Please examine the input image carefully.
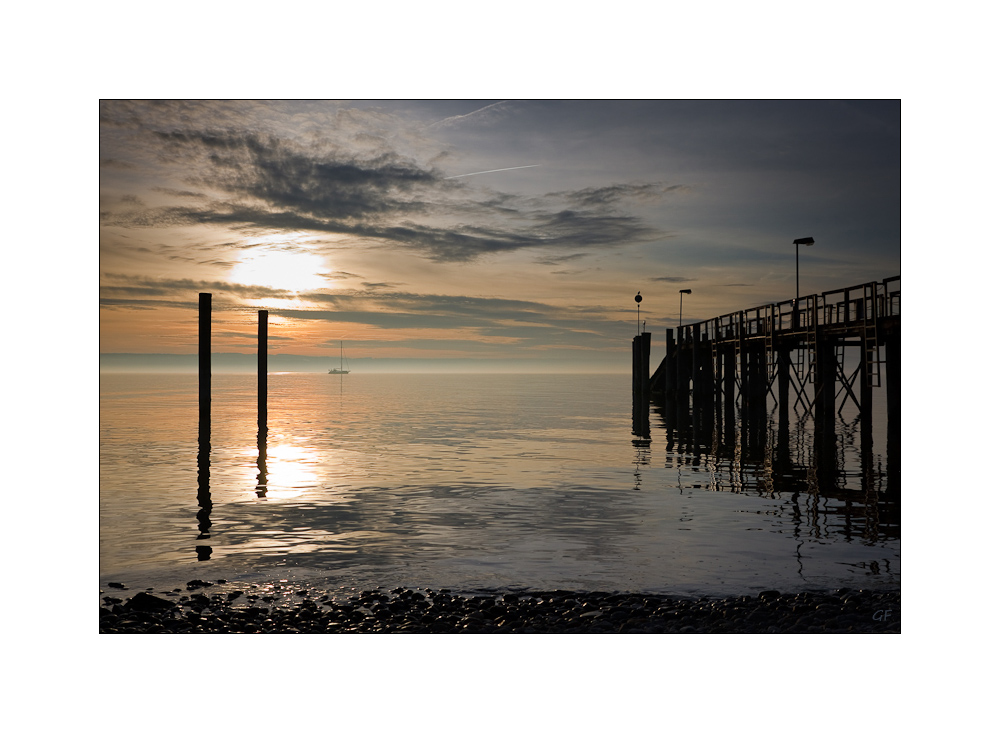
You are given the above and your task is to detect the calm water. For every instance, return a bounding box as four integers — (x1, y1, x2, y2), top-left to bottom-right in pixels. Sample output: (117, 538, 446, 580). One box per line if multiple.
(99, 372, 900, 598)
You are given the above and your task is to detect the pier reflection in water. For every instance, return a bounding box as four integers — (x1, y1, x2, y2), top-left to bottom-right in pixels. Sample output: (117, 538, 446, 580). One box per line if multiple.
(635, 386, 899, 548)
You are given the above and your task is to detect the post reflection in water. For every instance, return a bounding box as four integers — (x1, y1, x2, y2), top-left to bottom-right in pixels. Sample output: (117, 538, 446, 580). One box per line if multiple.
(256, 426, 268, 498)
(631, 389, 651, 490)
(196, 418, 212, 561)
(643, 393, 899, 546)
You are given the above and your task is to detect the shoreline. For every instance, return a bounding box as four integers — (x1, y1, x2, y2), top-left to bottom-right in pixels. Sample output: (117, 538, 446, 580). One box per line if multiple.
(100, 581, 900, 633)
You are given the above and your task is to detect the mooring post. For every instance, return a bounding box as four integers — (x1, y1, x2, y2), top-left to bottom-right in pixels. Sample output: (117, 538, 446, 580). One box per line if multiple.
(199, 293, 211, 429)
(258, 310, 268, 433)
(632, 333, 650, 396)
(197, 292, 212, 556)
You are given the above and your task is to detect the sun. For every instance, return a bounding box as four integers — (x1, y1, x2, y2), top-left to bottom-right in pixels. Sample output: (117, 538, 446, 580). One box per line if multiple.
(230, 248, 328, 293)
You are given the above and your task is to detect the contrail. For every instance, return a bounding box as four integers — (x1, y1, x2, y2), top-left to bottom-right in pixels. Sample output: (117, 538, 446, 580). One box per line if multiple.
(445, 164, 539, 179)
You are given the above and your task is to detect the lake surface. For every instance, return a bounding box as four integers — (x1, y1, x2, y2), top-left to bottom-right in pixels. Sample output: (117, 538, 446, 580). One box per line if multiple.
(99, 372, 900, 599)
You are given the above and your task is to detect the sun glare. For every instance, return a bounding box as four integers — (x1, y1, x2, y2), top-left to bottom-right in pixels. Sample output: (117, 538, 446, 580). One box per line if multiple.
(230, 248, 328, 293)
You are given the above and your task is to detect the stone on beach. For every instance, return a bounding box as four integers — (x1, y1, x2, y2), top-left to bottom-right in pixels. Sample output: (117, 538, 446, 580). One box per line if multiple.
(100, 585, 901, 634)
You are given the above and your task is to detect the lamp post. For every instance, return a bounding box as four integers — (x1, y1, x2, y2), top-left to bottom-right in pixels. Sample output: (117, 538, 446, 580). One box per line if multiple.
(635, 292, 642, 336)
(793, 237, 814, 330)
(678, 288, 691, 343)
(793, 237, 815, 301)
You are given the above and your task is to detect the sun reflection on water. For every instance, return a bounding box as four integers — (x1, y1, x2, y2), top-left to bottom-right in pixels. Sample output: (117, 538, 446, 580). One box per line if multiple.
(243, 439, 320, 501)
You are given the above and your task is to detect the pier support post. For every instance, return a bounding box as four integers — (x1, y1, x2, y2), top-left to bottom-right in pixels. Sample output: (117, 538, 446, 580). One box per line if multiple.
(692, 324, 712, 405)
(813, 336, 838, 476)
(665, 328, 676, 399)
(676, 327, 691, 409)
(722, 344, 736, 441)
(743, 342, 767, 454)
(777, 346, 791, 443)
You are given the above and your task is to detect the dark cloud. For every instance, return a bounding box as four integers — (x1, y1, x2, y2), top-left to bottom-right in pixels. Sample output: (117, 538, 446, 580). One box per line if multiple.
(100, 158, 136, 169)
(103, 125, 671, 262)
(152, 187, 208, 199)
(534, 252, 590, 266)
(650, 276, 695, 283)
(100, 273, 294, 301)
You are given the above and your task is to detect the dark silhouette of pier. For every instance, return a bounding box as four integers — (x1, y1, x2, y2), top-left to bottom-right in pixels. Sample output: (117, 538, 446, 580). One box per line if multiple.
(633, 277, 901, 483)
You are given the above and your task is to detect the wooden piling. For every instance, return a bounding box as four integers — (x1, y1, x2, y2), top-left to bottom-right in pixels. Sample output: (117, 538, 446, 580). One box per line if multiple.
(197, 294, 212, 543)
(665, 328, 676, 397)
(632, 332, 651, 396)
(776, 347, 791, 422)
(258, 310, 268, 432)
(722, 344, 737, 438)
(676, 326, 691, 407)
(199, 293, 211, 429)
(813, 337, 837, 431)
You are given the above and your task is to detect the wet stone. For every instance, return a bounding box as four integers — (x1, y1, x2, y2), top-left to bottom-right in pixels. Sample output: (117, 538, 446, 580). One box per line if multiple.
(100, 587, 900, 635)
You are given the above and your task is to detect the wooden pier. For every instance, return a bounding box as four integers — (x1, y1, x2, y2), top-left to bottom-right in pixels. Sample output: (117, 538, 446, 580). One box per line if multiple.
(640, 276, 901, 479)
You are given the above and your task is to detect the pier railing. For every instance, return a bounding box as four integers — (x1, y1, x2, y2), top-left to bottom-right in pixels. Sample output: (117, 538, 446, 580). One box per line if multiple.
(678, 276, 900, 346)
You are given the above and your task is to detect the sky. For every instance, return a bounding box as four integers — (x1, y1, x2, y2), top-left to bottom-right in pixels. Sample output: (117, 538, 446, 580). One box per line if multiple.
(100, 100, 900, 372)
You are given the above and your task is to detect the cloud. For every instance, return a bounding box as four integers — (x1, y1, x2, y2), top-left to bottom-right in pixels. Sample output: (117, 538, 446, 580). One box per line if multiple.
(102, 118, 674, 263)
(152, 187, 208, 199)
(100, 272, 295, 302)
(649, 276, 695, 283)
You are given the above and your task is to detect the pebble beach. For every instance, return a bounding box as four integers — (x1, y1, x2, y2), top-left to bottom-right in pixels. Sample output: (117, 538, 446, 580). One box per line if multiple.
(100, 580, 901, 633)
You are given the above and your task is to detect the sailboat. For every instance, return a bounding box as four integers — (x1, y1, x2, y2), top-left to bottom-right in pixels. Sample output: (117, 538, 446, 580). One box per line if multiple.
(328, 341, 350, 374)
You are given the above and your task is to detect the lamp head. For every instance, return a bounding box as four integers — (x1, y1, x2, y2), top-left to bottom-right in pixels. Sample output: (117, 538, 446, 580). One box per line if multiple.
(793, 237, 815, 246)
(679, 289, 692, 294)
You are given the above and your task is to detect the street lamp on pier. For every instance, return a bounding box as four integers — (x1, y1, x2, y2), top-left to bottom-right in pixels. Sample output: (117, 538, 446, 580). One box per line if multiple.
(794, 237, 815, 301)
(678, 289, 692, 339)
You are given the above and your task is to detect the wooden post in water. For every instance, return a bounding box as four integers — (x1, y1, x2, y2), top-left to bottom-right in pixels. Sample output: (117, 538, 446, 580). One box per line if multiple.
(632, 332, 651, 396)
(676, 326, 691, 408)
(743, 342, 767, 454)
(722, 343, 736, 438)
(258, 310, 268, 433)
(197, 292, 212, 553)
(665, 328, 676, 398)
(199, 293, 211, 429)
(813, 336, 838, 476)
(777, 346, 791, 443)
